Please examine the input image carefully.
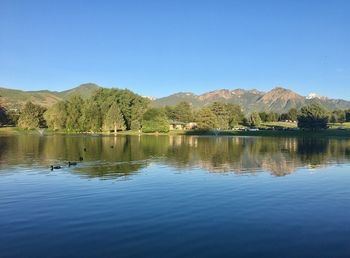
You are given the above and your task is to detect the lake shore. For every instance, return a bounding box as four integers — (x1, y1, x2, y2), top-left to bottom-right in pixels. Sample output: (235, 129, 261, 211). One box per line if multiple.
(2, 127, 350, 138)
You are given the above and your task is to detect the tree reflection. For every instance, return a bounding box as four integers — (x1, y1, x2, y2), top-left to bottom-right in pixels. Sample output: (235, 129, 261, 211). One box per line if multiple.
(0, 135, 350, 178)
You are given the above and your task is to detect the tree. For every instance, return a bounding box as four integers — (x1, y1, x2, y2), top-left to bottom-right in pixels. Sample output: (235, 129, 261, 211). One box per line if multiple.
(247, 112, 262, 127)
(287, 108, 298, 122)
(330, 110, 346, 124)
(173, 102, 193, 123)
(65, 96, 84, 131)
(165, 106, 176, 121)
(6, 109, 20, 126)
(346, 109, 350, 122)
(17, 102, 46, 129)
(80, 100, 102, 132)
(103, 103, 125, 132)
(259, 112, 268, 122)
(226, 103, 244, 127)
(209, 102, 229, 129)
(267, 112, 278, 122)
(0, 106, 7, 126)
(91, 88, 149, 130)
(297, 104, 328, 130)
(44, 102, 67, 130)
(195, 108, 219, 130)
(142, 108, 169, 133)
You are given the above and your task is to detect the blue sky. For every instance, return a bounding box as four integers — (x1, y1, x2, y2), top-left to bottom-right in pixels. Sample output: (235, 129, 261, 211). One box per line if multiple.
(0, 0, 349, 99)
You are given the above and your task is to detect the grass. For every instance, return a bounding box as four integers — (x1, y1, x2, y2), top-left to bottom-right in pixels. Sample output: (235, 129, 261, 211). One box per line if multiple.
(261, 121, 297, 129)
(328, 122, 350, 129)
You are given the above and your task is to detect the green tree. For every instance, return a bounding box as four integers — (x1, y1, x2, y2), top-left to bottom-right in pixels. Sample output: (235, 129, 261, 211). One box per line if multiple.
(0, 106, 7, 126)
(6, 109, 20, 126)
(195, 108, 219, 130)
(103, 102, 125, 132)
(331, 110, 346, 124)
(209, 102, 229, 129)
(17, 102, 46, 129)
(266, 112, 278, 122)
(165, 106, 176, 121)
(345, 109, 350, 122)
(287, 108, 298, 122)
(80, 100, 102, 132)
(44, 102, 67, 130)
(65, 96, 84, 131)
(142, 108, 169, 133)
(259, 112, 268, 122)
(173, 102, 193, 123)
(247, 112, 262, 127)
(91, 88, 149, 130)
(226, 103, 244, 127)
(297, 104, 328, 130)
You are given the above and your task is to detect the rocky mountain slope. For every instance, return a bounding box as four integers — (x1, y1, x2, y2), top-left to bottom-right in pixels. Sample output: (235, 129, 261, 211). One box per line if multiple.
(152, 87, 350, 113)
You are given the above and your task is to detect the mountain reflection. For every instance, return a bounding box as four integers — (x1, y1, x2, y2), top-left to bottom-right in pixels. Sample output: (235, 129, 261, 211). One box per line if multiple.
(0, 135, 350, 178)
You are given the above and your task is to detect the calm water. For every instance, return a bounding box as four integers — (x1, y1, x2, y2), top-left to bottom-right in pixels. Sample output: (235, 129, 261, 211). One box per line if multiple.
(1, 134, 350, 257)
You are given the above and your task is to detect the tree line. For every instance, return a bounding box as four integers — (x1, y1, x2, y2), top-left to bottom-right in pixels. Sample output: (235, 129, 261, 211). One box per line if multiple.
(1, 89, 350, 132)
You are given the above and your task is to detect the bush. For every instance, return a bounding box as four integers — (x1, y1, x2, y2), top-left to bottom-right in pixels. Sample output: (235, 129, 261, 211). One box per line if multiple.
(297, 104, 328, 130)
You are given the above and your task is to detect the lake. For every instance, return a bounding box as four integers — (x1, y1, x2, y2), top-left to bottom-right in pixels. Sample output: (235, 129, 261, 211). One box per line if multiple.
(1, 134, 350, 257)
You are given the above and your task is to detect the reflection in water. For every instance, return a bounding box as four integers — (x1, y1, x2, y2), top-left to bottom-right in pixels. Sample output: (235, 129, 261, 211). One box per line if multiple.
(0, 134, 350, 177)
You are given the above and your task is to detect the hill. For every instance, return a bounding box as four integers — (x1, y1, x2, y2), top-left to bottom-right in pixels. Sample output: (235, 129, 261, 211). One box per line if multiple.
(1, 83, 350, 113)
(0, 83, 101, 109)
(152, 87, 350, 113)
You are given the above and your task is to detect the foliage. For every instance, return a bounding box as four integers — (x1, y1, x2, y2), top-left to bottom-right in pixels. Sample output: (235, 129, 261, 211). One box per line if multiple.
(44, 102, 67, 130)
(165, 102, 193, 123)
(209, 102, 243, 129)
(17, 102, 46, 129)
(329, 110, 346, 124)
(79, 100, 102, 132)
(103, 102, 126, 132)
(0, 106, 8, 125)
(287, 108, 298, 122)
(5, 109, 19, 125)
(65, 95, 84, 131)
(142, 108, 169, 133)
(297, 104, 329, 130)
(44, 88, 148, 132)
(259, 112, 278, 122)
(195, 108, 219, 130)
(247, 112, 262, 127)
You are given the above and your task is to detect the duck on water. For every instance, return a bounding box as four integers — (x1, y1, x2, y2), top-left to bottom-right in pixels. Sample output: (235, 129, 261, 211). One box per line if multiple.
(51, 161, 79, 171)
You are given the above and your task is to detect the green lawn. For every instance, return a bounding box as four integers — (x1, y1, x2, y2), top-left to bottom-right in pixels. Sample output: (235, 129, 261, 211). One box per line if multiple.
(328, 122, 350, 129)
(261, 122, 298, 129)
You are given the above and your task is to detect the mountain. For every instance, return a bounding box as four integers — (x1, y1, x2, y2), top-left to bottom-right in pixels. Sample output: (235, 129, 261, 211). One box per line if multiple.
(1, 83, 350, 113)
(0, 83, 101, 109)
(152, 87, 350, 113)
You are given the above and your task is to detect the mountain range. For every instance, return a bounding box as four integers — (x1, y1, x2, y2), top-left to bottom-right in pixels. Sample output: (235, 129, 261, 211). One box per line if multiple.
(1, 83, 350, 113)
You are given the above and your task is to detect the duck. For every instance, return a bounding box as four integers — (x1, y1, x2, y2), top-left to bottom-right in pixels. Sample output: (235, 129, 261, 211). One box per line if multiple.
(68, 161, 77, 166)
(50, 165, 62, 171)
(79, 156, 84, 161)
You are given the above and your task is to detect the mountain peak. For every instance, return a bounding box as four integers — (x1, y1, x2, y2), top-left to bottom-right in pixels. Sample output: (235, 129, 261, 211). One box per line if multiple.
(269, 86, 293, 93)
(261, 87, 303, 104)
(306, 92, 328, 100)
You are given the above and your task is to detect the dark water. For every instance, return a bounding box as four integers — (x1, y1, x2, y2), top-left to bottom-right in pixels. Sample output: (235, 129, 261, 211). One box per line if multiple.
(1, 134, 350, 257)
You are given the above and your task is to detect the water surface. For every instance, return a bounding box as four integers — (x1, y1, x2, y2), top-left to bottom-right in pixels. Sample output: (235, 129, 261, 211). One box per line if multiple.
(1, 135, 350, 257)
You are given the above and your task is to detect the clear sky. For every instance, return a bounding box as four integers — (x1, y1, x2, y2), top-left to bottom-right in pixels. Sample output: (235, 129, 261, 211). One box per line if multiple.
(1, 0, 349, 99)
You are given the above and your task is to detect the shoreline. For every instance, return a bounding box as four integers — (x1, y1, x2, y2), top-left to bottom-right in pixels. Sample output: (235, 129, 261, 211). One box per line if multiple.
(1, 127, 350, 138)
